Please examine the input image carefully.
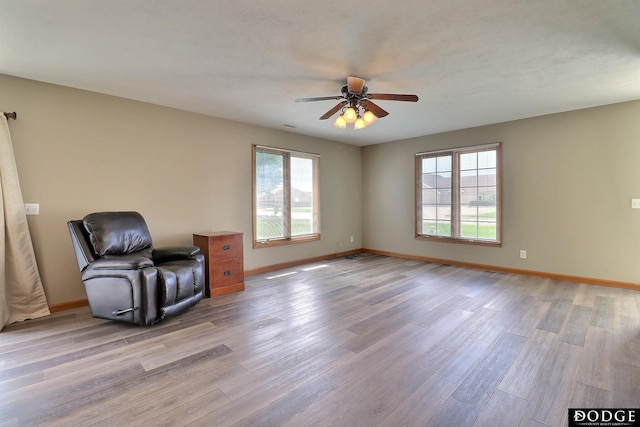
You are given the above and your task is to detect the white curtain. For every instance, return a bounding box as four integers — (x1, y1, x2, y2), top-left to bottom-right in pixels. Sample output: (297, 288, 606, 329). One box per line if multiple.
(0, 115, 49, 331)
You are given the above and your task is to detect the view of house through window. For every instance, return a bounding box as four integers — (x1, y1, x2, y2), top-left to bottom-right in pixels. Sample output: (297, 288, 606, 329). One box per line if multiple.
(253, 145, 320, 247)
(416, 143, 501, 245)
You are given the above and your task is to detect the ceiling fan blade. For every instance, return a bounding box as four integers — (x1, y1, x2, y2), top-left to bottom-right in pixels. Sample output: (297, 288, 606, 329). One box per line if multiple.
(362, 100, 389, 118)
(295, 96, 344, 102)
(319, 101, 348, 120)
(347, 77, 365, 94)
(368, 93, 419, 102)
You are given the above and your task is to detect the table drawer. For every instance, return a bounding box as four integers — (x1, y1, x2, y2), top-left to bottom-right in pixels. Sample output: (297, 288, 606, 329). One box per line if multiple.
(209, 234, 243, 260)
(211, 258, 244, 287)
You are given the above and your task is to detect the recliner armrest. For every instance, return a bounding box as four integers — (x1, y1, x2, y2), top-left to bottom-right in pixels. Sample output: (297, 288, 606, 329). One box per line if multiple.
(153, 246, 201, 263)
(89, 255, 155, 270)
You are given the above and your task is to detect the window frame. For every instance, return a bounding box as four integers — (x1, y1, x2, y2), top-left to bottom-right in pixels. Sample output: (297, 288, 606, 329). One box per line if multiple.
(415, 143, 502, 246)
(252, 144, 321, 248)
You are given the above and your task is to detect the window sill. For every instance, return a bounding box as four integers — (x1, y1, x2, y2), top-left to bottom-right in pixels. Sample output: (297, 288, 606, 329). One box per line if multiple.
(253, 234, 321, 249)
(416, 234, 502, 247)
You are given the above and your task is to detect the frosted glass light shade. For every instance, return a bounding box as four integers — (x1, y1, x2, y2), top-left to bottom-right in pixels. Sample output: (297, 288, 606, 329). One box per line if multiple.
(333, 115, 347, 129)
(354, 117, 366, 130)
(363, 110, 377, 124)
(343, 107, 357, 123)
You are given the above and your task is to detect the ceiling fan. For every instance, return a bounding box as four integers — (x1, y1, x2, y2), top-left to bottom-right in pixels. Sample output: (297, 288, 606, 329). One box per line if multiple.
(295, 76, 419, 129)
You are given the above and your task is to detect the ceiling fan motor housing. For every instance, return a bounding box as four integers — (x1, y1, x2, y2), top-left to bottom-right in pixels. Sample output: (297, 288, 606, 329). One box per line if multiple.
(341, 85, 368, 98)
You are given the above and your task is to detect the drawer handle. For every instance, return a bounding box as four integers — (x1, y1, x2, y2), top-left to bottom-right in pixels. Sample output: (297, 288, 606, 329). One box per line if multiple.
(224, 270, 232, 276)
(223, 245, 231, 250)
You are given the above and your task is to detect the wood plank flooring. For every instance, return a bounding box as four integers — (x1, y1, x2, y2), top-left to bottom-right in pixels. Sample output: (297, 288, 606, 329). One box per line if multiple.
(1, 254, 639, 426)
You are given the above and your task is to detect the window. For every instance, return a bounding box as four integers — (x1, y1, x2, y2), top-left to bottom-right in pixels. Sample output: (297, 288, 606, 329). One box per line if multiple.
(415, 143, 501, 245)
(253, 145, 320, 248)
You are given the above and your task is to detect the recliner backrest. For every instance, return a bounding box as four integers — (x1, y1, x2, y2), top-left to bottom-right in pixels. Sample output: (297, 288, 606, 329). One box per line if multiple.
(83, 211, 154, 258)
(68, 220, 97, 272)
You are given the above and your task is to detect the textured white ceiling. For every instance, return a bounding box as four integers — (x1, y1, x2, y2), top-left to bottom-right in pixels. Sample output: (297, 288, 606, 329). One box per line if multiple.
(1, 1, 639, 146)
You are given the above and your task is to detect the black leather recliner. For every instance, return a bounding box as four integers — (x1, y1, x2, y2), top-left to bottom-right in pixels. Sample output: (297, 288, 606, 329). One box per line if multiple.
(68, 211, 204, 325)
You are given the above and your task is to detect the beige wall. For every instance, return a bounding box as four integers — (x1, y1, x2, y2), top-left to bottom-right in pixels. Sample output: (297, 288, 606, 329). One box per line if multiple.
(362, 100, 640, 284)
(3, 73, 639, 307)
(1, 74, 362, 305)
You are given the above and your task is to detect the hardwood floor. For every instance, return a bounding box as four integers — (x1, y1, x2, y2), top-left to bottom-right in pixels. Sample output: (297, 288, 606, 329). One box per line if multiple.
(1, 254, 639, 426)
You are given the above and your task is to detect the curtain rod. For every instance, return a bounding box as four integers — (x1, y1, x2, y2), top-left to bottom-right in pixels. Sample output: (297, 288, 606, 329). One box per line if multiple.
(3, 112, 17, 120)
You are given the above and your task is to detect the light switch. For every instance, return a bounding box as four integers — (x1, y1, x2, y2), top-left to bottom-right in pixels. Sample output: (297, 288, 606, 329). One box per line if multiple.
(632, 199, 640, 209)
(24, 203, 39, 215)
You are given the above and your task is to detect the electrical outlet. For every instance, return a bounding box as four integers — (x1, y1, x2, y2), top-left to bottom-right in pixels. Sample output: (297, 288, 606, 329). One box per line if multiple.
(632, 199, 640, 209)
(24, 203, 39, 215)
(520, 250, 527, 259)
(350, 236, 354, 243)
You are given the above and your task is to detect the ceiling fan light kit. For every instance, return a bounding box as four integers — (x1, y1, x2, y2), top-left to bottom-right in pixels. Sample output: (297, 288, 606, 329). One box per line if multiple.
(296, 76, 418, 130)
(333, 104, 376, 130)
